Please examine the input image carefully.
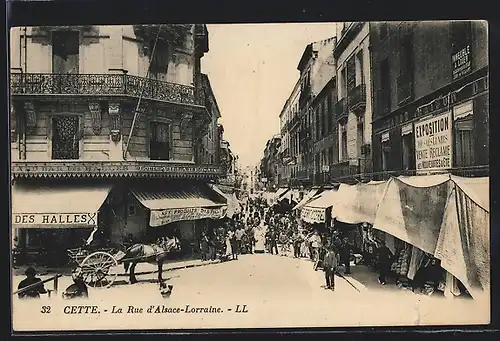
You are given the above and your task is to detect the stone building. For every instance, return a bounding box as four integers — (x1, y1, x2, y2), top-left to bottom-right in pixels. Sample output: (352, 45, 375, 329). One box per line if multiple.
(10, 24, 227, 266)
(369, 21, 488, 178)
(260, 135, 281, 191)
(295, 37, 337, 187)
(332, 22, 373, 182)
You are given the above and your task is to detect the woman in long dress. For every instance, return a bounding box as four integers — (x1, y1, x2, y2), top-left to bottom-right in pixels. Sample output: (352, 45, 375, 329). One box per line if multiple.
(225, 231, 233, 258)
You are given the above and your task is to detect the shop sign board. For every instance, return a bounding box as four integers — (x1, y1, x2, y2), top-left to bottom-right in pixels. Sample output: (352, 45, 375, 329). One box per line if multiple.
(12, 212, 97, 228)
(414, 111, 453, 174)
(150, 206, 227, 227)
(300, 206, 326, 224)
(452, 44, 472, 80)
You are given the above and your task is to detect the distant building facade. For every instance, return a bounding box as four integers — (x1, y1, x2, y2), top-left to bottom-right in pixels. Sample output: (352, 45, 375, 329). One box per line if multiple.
(332, 22, 373, 183)
(260, 135, 281, 190)
(295, 37, 337, 187)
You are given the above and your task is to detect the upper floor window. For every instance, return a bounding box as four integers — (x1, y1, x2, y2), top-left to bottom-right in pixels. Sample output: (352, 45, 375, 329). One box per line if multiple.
(150, 121, 171, 160)
(451, 21, 472, 52)
(52, 115, 79, 160)
(52, 31, 79, 74)
(347, 56, 356, 93)
(399, 31, 414, 77)
(149, 40, 169, 78)
(379, 23, 388, 40)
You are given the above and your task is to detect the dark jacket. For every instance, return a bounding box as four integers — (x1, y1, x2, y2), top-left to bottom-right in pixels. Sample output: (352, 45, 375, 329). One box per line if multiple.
(18, 277, 47, 299)
(377, 245, 394, 264)
(323, 249, 339, 271)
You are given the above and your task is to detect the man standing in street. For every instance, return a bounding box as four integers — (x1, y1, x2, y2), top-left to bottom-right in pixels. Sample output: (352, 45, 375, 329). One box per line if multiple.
(269, 228, 279, 255)
(322, 241, 339, 291)
(235, 226, 245, 256)
(340, 236, 352, 274)
(377, 241, 394, 285)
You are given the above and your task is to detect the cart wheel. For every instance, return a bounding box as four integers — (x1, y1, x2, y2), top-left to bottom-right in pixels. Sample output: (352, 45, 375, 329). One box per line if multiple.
(80, 251, 118, 288)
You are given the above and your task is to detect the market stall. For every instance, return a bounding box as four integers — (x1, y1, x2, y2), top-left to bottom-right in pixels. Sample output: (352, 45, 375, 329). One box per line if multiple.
(293, 188, 322, 211)
(372, 174, 489, 299)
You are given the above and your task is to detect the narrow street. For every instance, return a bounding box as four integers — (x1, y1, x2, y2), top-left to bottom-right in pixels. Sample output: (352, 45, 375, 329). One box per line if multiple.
(13, 253, 487, 331)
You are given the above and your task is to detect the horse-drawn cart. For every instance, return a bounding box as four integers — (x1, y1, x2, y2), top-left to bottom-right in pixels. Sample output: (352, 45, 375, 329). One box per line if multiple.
(67, 237, 180, 289)
(67, 247, 124, 288)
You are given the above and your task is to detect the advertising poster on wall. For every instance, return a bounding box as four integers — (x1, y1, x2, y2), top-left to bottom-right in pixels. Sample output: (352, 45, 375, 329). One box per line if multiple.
(414, 111, 453, 174)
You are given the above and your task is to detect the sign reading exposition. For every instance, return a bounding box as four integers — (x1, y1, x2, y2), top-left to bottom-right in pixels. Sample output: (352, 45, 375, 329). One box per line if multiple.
(414, 111, 453, 174)
(150, 206, 227, 227)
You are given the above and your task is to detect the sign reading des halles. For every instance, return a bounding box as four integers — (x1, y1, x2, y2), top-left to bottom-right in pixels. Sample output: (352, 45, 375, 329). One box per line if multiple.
(12, 162, 221, 176)
(12, 212, 97, 227)
(150, 206, 227, 227)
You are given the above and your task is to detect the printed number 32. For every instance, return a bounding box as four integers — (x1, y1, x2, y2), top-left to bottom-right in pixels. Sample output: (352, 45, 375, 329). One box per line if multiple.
(41, 306, 51, 314)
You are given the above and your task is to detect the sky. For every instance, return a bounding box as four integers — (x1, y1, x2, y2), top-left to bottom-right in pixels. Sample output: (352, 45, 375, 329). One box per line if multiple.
(201, 23, 339, 171)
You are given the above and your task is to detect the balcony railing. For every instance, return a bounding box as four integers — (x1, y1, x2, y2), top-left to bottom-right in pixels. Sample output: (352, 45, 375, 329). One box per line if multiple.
(335, 97, 349, 122)
(348, 84, 366, 111)
(397, 72, 413, 104)
(10, 73, 199, 106)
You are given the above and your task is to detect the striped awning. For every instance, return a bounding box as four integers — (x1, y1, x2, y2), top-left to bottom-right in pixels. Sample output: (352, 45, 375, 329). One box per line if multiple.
(131, 181, 227, 227)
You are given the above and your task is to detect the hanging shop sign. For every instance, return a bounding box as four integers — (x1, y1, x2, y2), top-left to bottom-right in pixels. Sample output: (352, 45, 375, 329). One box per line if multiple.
(452, 45, 472, 80)
(150, 206, 227, 227)
(414, 111, 453, 174)
(300, 206, 326, 224)
(12, 212, 97, 228)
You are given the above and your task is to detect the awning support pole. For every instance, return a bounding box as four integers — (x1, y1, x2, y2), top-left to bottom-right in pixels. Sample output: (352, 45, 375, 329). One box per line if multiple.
(123, 25, 163, 159)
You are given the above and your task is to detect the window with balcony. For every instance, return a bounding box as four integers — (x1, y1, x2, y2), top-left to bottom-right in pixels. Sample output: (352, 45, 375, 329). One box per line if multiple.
(356, 51, 364, 85)
(341, 68, 348, 98)
(379, 57, 391, 113)
(150, 121, 171, 160)
(326, 95, 332, 134)
(341, 123, 348, 161)
(398, 29, 414, 103)
(315, 108, 320, 141)
(52, 116, 80, 160)
(149, 40, 170, 81)
(451, 21, 472, 53)
(357, 118, 365, 157)
(52, 31, 80, 74)
(347, 56, 356, 93)
(320, 101, 325, 138)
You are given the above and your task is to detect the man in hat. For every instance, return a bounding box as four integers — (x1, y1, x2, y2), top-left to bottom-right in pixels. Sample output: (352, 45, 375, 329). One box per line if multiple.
(17, 266, 47, 299)
(322, 240, 339, 290)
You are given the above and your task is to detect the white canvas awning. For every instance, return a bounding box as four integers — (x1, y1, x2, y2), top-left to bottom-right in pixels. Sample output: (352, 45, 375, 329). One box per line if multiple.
(12, 182, 112, 228)
(301, 190, 338, 224)
(131, 182, 227, 227)
(293, 188, 321, 211)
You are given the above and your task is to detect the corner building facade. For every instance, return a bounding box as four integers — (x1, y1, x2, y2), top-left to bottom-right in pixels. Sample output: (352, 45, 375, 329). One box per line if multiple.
(10, 25, 227, 266)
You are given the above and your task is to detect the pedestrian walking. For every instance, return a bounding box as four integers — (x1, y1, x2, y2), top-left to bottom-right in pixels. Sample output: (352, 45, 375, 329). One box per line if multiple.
(269, 228, 279, 255)
(200, 231, 209, 261)
(340, 236, 352, 274)
(322, 241, 340, 290)
(235, 226, 245, 255)
(225, 230, 234, 260)
(376, 241, 394, 285)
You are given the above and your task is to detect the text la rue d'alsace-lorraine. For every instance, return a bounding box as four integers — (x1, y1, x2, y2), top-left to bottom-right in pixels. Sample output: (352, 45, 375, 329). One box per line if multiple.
(61, 304, 249, 315)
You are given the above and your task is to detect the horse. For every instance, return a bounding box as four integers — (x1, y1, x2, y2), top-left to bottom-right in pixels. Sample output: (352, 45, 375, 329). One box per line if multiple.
(121, 236, 181, 286)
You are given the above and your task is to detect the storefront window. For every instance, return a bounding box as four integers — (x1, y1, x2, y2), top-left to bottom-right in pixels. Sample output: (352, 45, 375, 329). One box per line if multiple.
(454, 117, 474, 167)
(402, 132, 415, 171)
(381, 133, 391, 171)
(453, 101, 474, 168)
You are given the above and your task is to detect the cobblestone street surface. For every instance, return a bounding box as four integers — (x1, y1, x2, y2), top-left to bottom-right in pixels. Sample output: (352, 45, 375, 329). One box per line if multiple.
(12, 253, 488, 331)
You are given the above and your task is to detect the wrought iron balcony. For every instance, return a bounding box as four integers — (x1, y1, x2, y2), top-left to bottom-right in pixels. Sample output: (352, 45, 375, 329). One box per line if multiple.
(10, 73, 200, 107)
(335, 97, 349, 122)
(330, 158, 373, 183)
(397, 72, 413, 104)
(348, 84, 366, 111)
